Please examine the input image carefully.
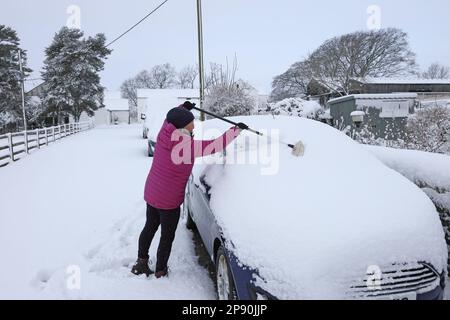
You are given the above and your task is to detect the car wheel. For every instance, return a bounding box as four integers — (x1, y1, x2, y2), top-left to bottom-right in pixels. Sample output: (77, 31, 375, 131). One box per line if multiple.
(216, 246, 237, 300)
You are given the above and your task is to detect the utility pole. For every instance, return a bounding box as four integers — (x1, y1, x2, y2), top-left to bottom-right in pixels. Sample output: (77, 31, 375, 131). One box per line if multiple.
(18, 50, 27, 132)
(196, 0, 205, 121)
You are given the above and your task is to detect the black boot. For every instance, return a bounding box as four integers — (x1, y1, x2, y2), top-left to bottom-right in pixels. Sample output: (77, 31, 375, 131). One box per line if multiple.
(131, 258, 153, 277)
(155, 267, 169, 279)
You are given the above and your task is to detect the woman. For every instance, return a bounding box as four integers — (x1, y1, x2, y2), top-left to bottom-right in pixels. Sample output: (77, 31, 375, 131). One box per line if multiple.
(131, 101, 247, 278)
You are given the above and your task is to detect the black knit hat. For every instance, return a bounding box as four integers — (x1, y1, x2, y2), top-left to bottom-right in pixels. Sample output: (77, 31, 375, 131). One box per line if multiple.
(167, 107, 195, 129)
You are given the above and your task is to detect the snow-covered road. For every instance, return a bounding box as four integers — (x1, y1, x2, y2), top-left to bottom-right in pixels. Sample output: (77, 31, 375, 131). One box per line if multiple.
(0, 124, 215, 299)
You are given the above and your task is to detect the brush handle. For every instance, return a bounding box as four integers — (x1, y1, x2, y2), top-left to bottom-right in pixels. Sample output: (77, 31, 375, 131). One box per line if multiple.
(192, 106, 263, 136)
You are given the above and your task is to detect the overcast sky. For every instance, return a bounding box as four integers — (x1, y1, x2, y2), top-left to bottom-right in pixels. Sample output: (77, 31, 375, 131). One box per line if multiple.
(2, 0, 450, 94)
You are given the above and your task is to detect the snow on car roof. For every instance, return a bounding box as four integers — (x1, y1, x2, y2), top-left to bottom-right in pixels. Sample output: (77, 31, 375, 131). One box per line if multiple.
(192, 115, 447, 299)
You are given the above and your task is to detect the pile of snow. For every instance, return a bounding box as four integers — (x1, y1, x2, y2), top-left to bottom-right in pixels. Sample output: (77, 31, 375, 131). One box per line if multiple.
(262, 98, 322, 119)
(366, 146, 450, 192)
(0, 125, 214, 299)
(192, 115, 447, 299)
(366, 146, 450, 233)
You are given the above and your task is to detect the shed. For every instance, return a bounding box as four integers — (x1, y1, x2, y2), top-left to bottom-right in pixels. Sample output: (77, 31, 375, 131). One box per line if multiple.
(327, 93, 418, 140)
(105, 98, 130, 125)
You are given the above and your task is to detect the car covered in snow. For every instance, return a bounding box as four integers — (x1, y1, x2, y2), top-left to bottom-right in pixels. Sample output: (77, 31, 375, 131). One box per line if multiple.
(184, 115, 448, 300)
(138, 89, 199, 157)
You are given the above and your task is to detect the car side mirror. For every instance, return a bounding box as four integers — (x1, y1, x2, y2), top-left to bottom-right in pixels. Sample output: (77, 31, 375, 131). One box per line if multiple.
(141, 114, 146, 120)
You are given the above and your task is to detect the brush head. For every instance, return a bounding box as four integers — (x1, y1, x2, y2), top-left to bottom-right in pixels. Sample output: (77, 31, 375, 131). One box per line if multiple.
(291, 141, 305, 157)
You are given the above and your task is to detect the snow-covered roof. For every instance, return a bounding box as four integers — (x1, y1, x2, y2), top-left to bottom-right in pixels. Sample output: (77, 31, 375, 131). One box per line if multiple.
(104, 98, 129, 111)
(355, 77, 450, 85)
(328, 93, 418, 104)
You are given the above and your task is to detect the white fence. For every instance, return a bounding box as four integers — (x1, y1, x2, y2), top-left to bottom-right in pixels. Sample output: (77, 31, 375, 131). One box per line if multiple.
(0, 122, 93, 168)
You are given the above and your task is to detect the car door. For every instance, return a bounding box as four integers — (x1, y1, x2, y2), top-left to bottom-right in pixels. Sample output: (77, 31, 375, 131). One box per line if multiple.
(192, 175, 216, 256)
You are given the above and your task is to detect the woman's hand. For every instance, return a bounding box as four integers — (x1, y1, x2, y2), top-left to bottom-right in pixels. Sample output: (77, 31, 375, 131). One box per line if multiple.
(235, 122, 249, 133)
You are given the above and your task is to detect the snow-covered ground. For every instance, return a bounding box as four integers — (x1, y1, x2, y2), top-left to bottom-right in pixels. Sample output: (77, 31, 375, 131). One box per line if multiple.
(0, 124, 215, 299)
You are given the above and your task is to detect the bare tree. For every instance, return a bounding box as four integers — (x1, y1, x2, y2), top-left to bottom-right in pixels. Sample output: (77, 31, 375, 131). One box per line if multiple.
(135, 70, 155, 88)
(271, 28, 417, 101)
(422, 63, 450, 79)
(177, 65, 198, 89)
(120, 77, 139, 121)
(120, 78, 138, 107)
(150, 63, 176, 89)
(270, 61, 311, 102)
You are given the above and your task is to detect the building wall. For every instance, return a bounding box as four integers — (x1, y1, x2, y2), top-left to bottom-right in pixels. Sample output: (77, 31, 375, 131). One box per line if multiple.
(350, 80, 450, 95)
(78, 108, 109, 126)
(137, 98, 147, 123)
(329, 98, 409, 140)
(108, 110, 129, 125)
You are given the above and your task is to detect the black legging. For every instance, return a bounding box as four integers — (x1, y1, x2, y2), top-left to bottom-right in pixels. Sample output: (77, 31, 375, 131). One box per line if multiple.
(138, 204, 180, 273)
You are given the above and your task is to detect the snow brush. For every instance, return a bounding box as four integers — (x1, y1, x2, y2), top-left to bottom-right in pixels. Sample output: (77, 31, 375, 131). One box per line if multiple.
(190, 106, 305, 157)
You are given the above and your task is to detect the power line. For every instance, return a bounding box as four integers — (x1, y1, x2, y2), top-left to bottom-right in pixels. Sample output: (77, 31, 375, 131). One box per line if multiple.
(24, 1, 170, 90)
(106, 0, 170, 48)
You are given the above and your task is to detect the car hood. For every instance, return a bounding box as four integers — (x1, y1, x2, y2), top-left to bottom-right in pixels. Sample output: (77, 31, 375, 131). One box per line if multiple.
(191, 115, 447, 299)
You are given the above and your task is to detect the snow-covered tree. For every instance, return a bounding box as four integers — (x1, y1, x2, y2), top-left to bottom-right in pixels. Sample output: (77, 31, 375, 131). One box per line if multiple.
(259, 97, 323, 120)
(404, 106, 450, 154)
(26, 96, 47, 123)
(41, 27, 111, 123)
(204, 61, 256, 117)
(0, 25, 32, 125)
